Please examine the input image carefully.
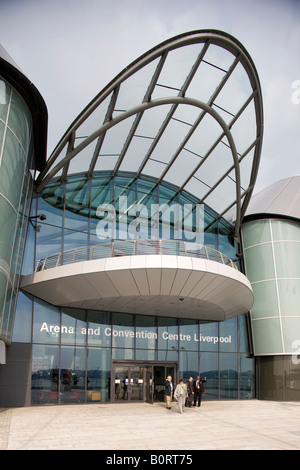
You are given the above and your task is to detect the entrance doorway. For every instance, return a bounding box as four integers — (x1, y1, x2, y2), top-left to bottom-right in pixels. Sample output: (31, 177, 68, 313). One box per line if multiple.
(112, 361, 177, 403)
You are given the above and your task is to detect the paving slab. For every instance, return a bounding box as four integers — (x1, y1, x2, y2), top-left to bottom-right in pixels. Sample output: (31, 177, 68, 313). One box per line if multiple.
(1, 400, 300, 450)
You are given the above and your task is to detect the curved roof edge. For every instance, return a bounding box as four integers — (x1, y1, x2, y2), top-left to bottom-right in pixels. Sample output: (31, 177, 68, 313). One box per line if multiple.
(243, 175, 300, 222)
(0, 44, 48, 171)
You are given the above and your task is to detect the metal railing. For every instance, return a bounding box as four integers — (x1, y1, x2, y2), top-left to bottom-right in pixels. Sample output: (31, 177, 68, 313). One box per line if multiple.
(35, 239, 238, 272)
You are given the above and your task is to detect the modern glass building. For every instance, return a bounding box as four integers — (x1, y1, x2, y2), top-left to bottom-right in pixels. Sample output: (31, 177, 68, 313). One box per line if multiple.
(1, 29, 298, 407)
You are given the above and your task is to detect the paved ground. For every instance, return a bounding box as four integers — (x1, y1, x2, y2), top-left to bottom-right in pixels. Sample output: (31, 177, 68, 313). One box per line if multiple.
(1, 399, 300, 450)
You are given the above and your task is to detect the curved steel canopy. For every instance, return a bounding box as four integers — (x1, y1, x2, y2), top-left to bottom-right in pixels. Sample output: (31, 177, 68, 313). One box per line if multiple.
(35, 30, 264, 239)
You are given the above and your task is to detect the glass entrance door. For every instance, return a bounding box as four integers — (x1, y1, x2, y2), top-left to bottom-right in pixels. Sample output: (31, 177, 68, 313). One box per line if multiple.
(114, 365, 145, 402)
(112, 362, 177, 403)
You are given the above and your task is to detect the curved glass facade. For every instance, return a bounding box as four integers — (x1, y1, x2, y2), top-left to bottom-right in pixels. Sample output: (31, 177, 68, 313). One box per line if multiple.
(0, 76, 35, 343)
(22, 172, 237, 275)
(10, 172, 255, 405)
(12, 292, 254, 405)
(242, 218, 300, 355)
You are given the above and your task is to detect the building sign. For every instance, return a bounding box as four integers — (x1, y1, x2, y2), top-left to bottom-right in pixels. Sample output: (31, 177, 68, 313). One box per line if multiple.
(39, 322, 232, 346)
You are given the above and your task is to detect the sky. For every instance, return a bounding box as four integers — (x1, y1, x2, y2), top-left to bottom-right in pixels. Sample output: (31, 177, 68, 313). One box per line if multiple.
(1, 0, 300, 194)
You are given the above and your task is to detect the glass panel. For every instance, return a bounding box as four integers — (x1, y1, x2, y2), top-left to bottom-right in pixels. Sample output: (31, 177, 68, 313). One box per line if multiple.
(271, 219, 300, 241)
(100, 115, 136, 156)
(12, 292, 32, 343)
(230, 100, 256, 155)
(115, 58, 159, 110)
(35, 223, 63, 261)
(0, 128, 25, 210)
(157, 317, 178, 350)
(90, 175, 114, 242)
(251, 280, 279, 319)
(22, 198, 36, 275)
(87, 310, 111, 347)
(179, 319, 198, 351)
(199, 322, 219, 351)
(135, 315, 157, 349)
(130, 366, 144, 401)
(63, 229, 89, 253)
(112, 348, 134, 360)
(186, 113, 222, 160)
(157, 349, 178, 362)
(135, 349, 156, 361)
(32, 298, 61, 344)
(219, 317, 237, 352)
(114, 365, 129, 401)
(0, 79, 10, 122)
(61, 308, 86, 345)
(214, 62, 253, 116)
(238, 315, 250, 353)
(282, 317, 300, 354)
(87, 347, 110, 402)
(243, 243, 275, 283)
(64, 178, 90, 231)
(39, 185, 64, 227)
(220, 353, 238, 399)
(274, 241, 300, 279)
(252, 318, 283, 355)
(239, 354, 255, 399)
(31, 344, 59, 405)
(179, 351, 198, 383)
(60, 346, 86, 403)
(278, 279, 300, 318)
(242, 220, 271, 249)
(187, 60, 225, 103)
(8, 89, 32, 154)
(200, 351, 218, 400)
(111, 313, 134, 348)
(218, 220, 235, 260)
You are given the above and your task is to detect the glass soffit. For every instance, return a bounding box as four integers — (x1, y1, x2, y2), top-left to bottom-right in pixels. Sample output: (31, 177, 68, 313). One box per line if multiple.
(35, 30, 263, 238)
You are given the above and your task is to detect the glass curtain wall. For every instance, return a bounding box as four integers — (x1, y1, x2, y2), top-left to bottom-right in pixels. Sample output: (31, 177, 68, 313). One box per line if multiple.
(0, 77, 35, 343)
(22, 172, 237, 275)
(13, 293, 255, 405)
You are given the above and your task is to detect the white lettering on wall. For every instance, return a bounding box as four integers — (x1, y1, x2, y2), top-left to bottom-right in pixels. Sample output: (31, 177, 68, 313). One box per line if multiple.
(39, 322, 232, 345)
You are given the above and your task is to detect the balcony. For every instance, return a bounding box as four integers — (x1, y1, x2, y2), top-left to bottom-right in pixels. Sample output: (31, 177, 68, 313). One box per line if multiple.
(21, 239, 253, 321)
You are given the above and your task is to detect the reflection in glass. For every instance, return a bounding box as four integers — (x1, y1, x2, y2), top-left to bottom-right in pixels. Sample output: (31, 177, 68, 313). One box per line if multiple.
(31, 345, 59, 405)
(220, 353, 238, 399)
(61, 308, 86, 345)
(87, 347, 110, 402)
(12, 292, 32, 343)
(60, 346, 86, 403)
(200, 351, 218, 400)
(33, 298, 60, 344)
(179, 350, 198, 383)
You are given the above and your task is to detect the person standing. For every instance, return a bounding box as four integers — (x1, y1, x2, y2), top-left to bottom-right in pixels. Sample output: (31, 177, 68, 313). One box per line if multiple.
(193, 375, 207, 407)
(186, 377, 194, 408)
(165, 375, 173, 410)
(174, 379, 187, 414)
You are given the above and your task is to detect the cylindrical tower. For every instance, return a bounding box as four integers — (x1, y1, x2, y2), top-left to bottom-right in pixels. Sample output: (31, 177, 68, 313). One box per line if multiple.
(242, 176, 300, 400)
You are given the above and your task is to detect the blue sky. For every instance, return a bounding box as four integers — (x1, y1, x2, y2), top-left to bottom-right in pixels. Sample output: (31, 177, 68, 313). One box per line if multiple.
(1, 0, 300, 193)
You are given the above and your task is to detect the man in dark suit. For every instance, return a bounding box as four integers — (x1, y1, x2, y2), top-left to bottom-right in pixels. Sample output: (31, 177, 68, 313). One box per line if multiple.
(193, 375, 206, 407)
(165, 376, 173, 410)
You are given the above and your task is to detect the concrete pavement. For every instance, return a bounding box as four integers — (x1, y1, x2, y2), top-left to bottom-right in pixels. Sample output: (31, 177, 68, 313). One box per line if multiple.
(1, 399, 300, 450)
